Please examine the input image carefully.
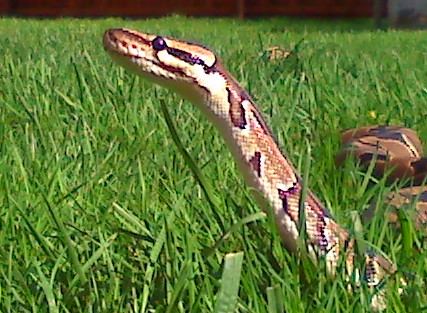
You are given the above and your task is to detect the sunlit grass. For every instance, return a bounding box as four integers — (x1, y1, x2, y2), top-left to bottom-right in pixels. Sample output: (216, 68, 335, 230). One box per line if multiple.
(0, 16, 426, 312)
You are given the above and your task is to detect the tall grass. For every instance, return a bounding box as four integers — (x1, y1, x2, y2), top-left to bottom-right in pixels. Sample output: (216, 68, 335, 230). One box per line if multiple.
(0, 16, 426, 312)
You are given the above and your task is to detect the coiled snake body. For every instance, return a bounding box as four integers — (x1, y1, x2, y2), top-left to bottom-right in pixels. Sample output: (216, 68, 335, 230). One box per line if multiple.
(336, 125, 427, 230)
(103, 29, 425, 308)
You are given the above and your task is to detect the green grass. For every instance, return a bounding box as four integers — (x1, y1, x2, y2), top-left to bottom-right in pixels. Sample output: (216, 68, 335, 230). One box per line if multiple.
(1, 16, 427, 312)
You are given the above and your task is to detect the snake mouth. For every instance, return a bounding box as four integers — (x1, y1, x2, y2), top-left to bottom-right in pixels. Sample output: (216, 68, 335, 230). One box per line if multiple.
(102, 30, 122, 54)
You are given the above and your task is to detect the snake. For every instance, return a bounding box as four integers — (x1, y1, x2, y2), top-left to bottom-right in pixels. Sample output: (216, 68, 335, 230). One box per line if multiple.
(336, 125, 427, 231)
(102, 28, 420, 309)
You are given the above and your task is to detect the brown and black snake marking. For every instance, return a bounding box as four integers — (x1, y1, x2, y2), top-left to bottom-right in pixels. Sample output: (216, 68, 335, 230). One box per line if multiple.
(227, 87, 247, 129)
(249, 151, 262, 177)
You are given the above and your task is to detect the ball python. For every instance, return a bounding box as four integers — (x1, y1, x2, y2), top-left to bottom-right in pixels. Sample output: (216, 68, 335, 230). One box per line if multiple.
(336, 125, 427, 231)
(102, 29, 405, 309)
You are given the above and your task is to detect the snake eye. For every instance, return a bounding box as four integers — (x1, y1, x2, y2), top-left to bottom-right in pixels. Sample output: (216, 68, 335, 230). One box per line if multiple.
(152, 36, 167, 51)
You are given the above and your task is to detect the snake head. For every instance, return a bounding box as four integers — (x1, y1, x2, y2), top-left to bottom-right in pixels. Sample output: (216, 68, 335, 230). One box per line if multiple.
(103, 28, 221, 103)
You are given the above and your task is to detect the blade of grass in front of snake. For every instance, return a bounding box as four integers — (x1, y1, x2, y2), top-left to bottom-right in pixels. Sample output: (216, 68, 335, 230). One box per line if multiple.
(397, 203, 413, 259)
(297, 136, 316, 282)
(357, 152, 379, 199)
(159, 98, 223, 222)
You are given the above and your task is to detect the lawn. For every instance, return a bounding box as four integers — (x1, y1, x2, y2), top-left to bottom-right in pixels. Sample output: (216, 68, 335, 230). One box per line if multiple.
(0, 16, 427, 312)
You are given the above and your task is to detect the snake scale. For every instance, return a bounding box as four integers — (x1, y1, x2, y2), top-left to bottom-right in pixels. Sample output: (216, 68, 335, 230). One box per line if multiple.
(102, 28, 426, 309)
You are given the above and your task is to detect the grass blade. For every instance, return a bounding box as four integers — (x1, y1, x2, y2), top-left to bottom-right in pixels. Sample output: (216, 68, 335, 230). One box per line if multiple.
(266, 285, 284, 313)
(214, 252, 244, 313)
(43, 197, 87, 284)
(159, 98, 221, 211)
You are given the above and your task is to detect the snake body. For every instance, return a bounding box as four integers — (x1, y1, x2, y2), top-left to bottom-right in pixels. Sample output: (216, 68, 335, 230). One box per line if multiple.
(336, 125, 427, 230)
(103, 29, 403, 306)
